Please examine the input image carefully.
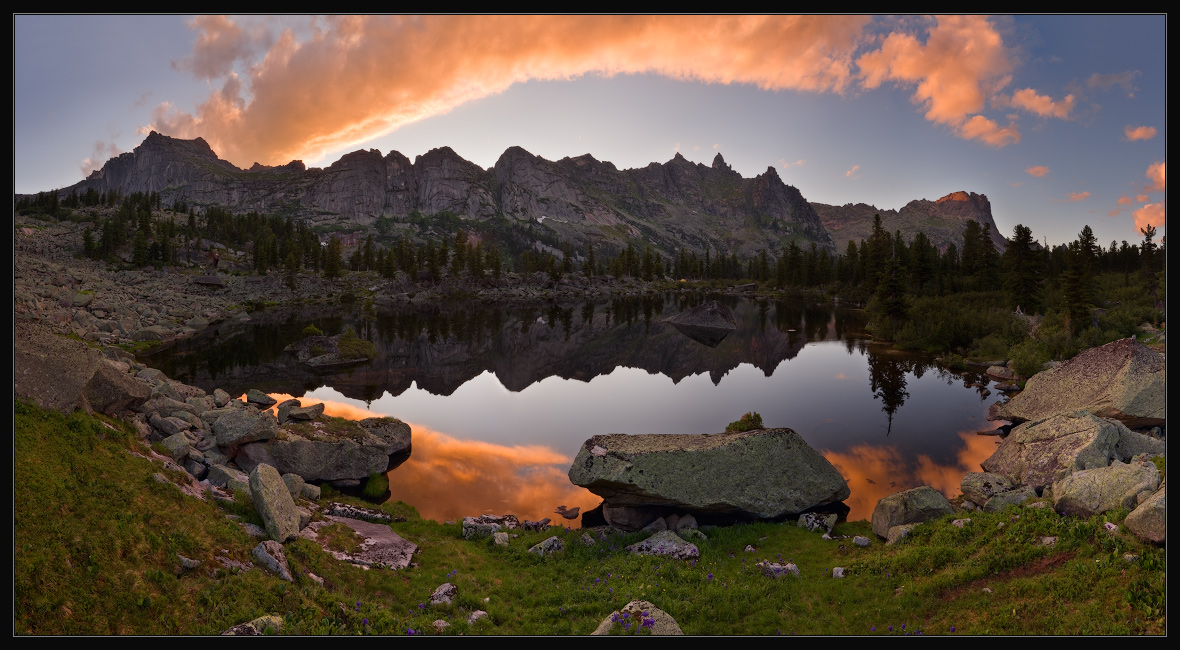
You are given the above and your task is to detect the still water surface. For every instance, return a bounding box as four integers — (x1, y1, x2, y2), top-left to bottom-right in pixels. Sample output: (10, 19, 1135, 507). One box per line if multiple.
(146, 294, 1005, 523)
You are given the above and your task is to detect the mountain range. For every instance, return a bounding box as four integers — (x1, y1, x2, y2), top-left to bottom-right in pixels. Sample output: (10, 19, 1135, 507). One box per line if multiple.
(60, 132, 1004, 257)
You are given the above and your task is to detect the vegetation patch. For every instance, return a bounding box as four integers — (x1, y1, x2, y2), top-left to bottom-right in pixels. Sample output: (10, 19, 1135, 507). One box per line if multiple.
(725, 412, 764, 432)
(337, 329, 376, 361)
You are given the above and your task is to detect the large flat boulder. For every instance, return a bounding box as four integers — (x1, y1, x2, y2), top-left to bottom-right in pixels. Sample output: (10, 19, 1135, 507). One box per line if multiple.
(980, 411, 1120, 493)
(236, 416, 412, 481)
(568, 429, 849, 530)
(14, 319, 150, 415)
(871, 486, 953, 538)
(992, 338, 1165, 428)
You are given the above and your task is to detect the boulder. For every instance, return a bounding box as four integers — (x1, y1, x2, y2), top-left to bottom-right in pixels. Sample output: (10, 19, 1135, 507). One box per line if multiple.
(871, 486, 953, 538)
(980, 411, 1120, 493)
(982, 485, 1038, 512)
(221, 615, 282, 636)
(213, 409, 279, 446)
(281, 473, 305, 499)
(592, 600, 683, 635)
(756, 561, 800, 578)
(960, 472, 1016, 506)
(664, 300, 737, 348)
(626, 530, 699, 560)
(288, 403, 325, 420)
(246, 389, 277, 408)
(1124, 481, 1165, 544)
(1053, 459, 1161, 518)
(14, 319, 151, 415)
(234, 417, 411, 481)
(359, 417, 412, 455)
(569, 429, 849, 531)
(992, 338, 1165, 428)
(251, 540, 293, 581)
(249, 463, 300, 543)
(528, 536, 565, 556)
(1114, 426, 1167, 461)
(430, 583, 458, 606)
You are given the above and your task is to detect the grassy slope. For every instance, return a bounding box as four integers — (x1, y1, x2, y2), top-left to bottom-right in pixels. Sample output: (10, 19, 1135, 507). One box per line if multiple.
(14, 400, 1165, 635)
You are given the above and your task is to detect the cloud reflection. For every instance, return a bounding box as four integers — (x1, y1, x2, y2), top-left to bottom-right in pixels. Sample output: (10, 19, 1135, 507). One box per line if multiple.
(267, 393, 599, 526)
(822, 426, 1001, 521)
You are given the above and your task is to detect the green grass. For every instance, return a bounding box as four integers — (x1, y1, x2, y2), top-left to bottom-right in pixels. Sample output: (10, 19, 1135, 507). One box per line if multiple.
(15, 400, 1166, 635)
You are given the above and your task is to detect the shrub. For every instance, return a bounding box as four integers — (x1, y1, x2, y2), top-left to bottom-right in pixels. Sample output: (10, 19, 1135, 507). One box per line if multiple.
(310, 344, 326, 357)
(1008, 339, 1050, 378)
(361, 472, 389, 501)
(725, 412, 764, 432)
(337, 329, 376, 361)
(302, 324, 323, 336)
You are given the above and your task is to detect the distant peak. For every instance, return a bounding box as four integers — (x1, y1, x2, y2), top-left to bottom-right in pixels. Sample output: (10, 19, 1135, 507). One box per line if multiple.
(711, 153, 728, 169)
(937, 190, 987, 204)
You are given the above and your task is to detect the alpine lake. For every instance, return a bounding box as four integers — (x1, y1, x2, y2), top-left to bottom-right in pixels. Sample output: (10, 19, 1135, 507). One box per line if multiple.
(142, 293, 1008, 525)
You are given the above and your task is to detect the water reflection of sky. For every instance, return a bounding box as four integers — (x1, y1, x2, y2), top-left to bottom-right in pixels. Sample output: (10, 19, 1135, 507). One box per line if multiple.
(285, 341, 1002, 523)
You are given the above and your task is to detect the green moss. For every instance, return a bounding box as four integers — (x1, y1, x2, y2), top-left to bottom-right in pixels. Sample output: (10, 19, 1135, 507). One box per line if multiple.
(301, 324, 323, 336)
(725, 412, 764, 432)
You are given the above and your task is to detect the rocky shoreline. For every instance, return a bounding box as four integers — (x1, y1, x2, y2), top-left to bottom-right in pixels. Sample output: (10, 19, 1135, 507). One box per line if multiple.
(14, 213, 1167, 552)
(15, 215, 732, 356)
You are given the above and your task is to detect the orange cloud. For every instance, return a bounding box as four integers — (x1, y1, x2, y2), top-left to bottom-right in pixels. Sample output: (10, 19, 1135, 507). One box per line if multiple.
(1067, 191, 1091, 202)
(1137, 194, 1151, 203)
(152, 15, 1048, 165)
(1025, 165, 1049, 177)
(1118, 193, 1133, 206)
(266, 393, 597, 524)
(844, 164, 861, 178)
(1007, 88, 1075, 119)
(153, 15, 874, 167)
(1133, 203, 1165, 233)
(1107, 210, 1121, 217)
(857, 15, 1018, 146)
(386, 424, 597, 525)
(821, 431, 999, 522)
(1145, 161, 1165, 192)
(1125, 125, 1158, 141)
(957, 114, 1020, 147)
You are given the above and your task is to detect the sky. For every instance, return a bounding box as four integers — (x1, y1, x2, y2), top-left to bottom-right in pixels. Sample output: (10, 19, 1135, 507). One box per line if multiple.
(13, 15, 1165, 248)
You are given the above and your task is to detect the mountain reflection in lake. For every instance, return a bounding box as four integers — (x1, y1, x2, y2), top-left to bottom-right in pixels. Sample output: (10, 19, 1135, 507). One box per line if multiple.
(146, 294, 1005, 522)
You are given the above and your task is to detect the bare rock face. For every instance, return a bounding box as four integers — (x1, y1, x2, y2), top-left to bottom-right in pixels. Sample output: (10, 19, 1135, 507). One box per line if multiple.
(981, 411, 1121, 493)
(64, 132, 836, 259)
(814, 191, 1006, 253)
(993, 338, 1165, 428)
(871, 486, 953, 538)
(569, 429, 849, 531)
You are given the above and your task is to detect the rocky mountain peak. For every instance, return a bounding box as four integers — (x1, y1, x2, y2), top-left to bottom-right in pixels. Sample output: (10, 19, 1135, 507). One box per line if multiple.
(711, 153, 729, 170)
